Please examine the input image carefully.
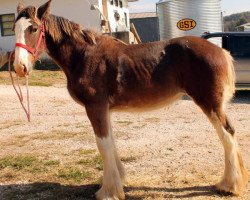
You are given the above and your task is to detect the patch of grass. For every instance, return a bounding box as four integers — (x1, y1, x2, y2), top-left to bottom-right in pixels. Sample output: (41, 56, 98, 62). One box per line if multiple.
(0, 70, 66, 86)
(57, 123, 71, 128)
(75, 122, 86, 128)
(121, 156, 137, 163)
(0, 156, 38, 170)
(3, 130, 85, 148)
(93, 155, 103, 170)
(26, 165, 47, 173)
(29, 81, 53, 87)
(0, 120, 24, 130)
(58, 167, 92, 182)
(79, 149, 96, 155)
(76, 155, 103, 171)
(116, 120, 133, 126)
(144, 117, 160, 123)
(76, 158, 93, 166)
(44, 160, 60, 166)
(15, 134, 27, 139)
(0, 153, 99, 185)
(0, 171, 15, 180)
(31, 130, 81, 140)
(133, 124, 147, 129)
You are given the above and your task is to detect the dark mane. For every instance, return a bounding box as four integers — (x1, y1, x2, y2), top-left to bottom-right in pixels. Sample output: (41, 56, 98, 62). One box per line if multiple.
(45, 15, 96, 44)
(16, 6, 96, 45)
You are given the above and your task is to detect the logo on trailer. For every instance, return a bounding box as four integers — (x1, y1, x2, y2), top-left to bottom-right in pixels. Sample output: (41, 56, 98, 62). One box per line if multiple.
(177, 18, 196, 31)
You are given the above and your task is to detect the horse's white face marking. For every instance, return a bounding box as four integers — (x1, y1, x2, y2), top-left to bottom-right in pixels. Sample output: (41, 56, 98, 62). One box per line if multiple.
(14, 17, 32, 76)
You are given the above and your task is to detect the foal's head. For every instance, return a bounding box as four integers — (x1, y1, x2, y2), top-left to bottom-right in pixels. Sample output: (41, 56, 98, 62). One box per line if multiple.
(14, 0, 52, 77)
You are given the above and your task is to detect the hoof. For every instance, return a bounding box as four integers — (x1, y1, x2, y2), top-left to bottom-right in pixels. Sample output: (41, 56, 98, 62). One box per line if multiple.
(215, 181, 237, 196)
(96, 187, 125, 200)
(215, 169, 249, 196)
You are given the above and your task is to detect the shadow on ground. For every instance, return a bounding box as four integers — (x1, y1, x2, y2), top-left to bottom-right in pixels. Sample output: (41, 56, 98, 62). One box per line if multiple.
(0, 182, 230, 200)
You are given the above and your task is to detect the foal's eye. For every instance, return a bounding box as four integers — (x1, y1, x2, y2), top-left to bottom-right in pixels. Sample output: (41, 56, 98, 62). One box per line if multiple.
(32, 27, 38, 33)
(29, 26, 38, 33)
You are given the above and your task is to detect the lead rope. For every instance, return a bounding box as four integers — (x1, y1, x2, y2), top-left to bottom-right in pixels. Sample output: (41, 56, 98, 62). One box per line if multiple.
(16, 76, 23, 101)
(8, 51, 31, 122)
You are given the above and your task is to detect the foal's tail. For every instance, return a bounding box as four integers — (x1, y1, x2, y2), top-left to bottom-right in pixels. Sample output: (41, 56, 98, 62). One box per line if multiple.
(222, 49, 236, 103)
(219, 50, 236, 135)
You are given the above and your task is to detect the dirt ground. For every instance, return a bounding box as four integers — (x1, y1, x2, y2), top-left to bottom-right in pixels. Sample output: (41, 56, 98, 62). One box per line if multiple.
(0, 85, 249, 200)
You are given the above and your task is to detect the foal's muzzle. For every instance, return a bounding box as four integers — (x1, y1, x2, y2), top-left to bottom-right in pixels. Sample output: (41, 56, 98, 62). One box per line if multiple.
(14, 61, 28, 77)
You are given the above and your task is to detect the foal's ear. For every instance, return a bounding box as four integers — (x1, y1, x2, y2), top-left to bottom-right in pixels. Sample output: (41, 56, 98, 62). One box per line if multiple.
(37, 0, 52, 20)
(17, 1, 25, 14)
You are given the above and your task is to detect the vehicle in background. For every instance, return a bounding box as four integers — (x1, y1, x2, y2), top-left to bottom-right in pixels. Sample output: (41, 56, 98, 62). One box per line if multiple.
(202, 32, 250, 87)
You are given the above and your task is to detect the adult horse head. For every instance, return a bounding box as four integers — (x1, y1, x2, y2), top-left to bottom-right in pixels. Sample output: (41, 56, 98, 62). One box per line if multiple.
(13, 1, 50, 77)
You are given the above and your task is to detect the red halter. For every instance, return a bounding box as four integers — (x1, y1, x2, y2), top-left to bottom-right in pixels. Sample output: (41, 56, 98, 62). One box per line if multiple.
(15, 20, 45, 59)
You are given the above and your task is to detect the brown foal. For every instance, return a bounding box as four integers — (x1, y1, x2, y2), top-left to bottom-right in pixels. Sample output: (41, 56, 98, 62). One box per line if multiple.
(13, 1, 248, 199)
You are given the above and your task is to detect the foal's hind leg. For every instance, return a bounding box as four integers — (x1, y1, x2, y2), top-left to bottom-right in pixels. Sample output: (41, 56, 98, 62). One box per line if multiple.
(208, 110, 248, 196)
(191, 93, 249, 196)
(85, 103, 125, 200)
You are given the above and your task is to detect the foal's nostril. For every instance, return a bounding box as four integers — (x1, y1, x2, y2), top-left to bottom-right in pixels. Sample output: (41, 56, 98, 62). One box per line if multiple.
(19, 62, 28, 74)
(23, 65, 27, 74)
(14, 61, 28, 77)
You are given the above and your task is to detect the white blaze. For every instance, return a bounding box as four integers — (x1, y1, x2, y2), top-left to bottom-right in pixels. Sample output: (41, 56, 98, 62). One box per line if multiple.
(14, 17, 32, 70)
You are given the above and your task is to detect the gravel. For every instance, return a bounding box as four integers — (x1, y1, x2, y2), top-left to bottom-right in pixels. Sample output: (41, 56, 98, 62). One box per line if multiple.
(0, 85, 249, 199)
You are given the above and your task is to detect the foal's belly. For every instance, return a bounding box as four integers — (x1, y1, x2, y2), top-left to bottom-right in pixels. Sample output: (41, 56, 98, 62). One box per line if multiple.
(67, 80, 183, 112)
(110, 92, 183, 112)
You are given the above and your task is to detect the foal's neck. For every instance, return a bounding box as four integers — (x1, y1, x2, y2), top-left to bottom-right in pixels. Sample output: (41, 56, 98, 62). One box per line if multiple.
(44, 15, 90, 78)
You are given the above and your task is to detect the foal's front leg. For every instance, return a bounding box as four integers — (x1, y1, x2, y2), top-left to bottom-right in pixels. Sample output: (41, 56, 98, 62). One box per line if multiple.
(85, 103, 125, 200)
